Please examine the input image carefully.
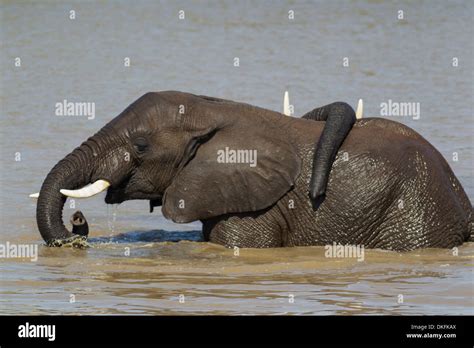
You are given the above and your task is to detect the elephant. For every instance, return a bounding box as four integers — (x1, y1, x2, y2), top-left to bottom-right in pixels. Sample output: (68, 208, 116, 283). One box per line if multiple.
(33, 91, 472, 251)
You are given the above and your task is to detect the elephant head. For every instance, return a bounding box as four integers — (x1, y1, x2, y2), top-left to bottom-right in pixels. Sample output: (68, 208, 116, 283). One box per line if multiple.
(35, 91, 305, 244)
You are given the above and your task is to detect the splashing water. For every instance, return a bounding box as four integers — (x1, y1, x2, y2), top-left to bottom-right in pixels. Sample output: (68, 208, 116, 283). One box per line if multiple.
(48, 235, 89, 249)
(106, 204, 118, 235)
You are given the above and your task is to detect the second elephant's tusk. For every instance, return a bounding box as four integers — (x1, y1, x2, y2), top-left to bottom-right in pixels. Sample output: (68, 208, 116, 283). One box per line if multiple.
(29, 192, 39, 198)
(283, 91, 291, 116)
(60, 180, 110, 198)
(356, 99, 363, 119)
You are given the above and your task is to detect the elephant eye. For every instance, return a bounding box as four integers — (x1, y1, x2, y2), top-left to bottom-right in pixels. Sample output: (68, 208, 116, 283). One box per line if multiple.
(133, 137, 148, 154)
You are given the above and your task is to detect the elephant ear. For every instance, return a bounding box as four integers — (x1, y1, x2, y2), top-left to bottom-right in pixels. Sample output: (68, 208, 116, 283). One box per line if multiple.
(162, 126, 301, 223)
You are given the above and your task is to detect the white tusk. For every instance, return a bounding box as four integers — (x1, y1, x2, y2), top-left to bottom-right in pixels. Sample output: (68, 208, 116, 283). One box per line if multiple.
(29, 192, 39, 198)
(356, 99, 363, 119)
(283, 91, 291, 116)
(60, 179, 110, 198)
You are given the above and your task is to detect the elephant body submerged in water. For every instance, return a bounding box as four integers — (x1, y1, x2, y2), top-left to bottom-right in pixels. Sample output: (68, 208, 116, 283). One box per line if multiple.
(34, 91, 472, 251)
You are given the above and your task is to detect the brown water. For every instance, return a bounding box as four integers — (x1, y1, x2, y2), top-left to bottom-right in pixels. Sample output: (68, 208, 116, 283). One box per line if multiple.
(1, 234, 473, 315)
(1, 0, 473, 315)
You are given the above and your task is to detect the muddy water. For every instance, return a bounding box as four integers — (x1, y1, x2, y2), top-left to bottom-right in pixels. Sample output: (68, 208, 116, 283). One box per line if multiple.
(1, 235, 473, 315)
(1, 1, 473, 315)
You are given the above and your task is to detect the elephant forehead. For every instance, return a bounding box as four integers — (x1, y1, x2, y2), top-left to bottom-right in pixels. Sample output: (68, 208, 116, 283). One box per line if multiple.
(104, 93, 168, 128)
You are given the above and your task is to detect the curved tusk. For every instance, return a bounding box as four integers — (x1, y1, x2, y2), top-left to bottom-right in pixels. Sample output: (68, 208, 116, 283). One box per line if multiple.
(60, 179, 110, 198)
(356, 99, 363, 119)
(29, 192, 39, 198)
(283, 91, 291, 116)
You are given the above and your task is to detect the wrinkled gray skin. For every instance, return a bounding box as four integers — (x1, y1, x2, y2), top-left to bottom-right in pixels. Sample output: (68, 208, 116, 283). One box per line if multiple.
(37, 91, 472, 250)
(302, 102, 356, 208)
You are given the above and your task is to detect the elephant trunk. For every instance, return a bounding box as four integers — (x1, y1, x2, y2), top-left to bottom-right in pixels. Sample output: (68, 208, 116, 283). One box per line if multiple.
(36, 141, 96, 244)
(302, 102, 356, 206)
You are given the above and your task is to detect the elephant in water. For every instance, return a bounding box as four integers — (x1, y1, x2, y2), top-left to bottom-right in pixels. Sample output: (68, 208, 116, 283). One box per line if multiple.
(32, 91, 472, 251)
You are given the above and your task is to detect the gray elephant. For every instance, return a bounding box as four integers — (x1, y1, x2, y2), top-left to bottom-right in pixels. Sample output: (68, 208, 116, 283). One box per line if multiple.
(33, 91, 472, 251)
